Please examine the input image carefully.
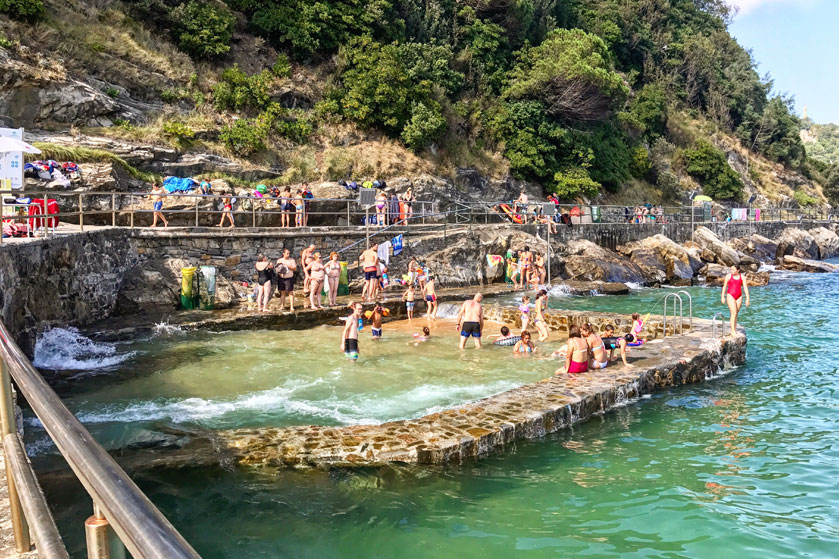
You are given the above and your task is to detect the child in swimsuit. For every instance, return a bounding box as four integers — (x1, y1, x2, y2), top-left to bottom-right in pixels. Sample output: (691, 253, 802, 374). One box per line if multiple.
(532, 290, 549, 341)
(370, 305, 385, 339)
(493, 326, 521, 347)
(412, 326, 431, 345)
(519, 295, 530, 333)
(512, 330, 536, 354)
(628, 312, 644, 343)
(601, 324, 632, 367)
(402, 285, 416, 320)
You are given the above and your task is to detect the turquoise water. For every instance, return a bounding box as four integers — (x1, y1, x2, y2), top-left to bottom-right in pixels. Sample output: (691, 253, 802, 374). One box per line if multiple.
(35, 267, 839, 558)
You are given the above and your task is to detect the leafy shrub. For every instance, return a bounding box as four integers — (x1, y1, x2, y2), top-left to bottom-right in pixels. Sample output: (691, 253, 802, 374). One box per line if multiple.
(0, 33, 15, 49)
(486, 100, 564, 181)
(629, 146, 651, 179)
(683, 140, 744, 200)
(552, 168, 600, 199)
(272, 53, 291, 77)
(456, 6, 510, 93)
(220, 119, 266, 156)
(824, 166, 839, 205)
(103, 87, 120, 99)
(620, 83, 668, 140)
(401, 102, 447, 151)
(258, 104, 313, 143)
(0, 0, 44, 22)
(172, 1, 235, 59)
(113, 119, 135, 131)
(792, 189, 818, 207)
(213, 65, 273, 114)
(160, 89, 182, 104)
(162, 120, 196, 144)
(656, 170, 681, 201)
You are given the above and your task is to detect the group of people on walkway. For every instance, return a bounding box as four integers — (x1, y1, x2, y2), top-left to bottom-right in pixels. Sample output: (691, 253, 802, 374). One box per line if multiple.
(507, 246, 548, 289)
(252, 244, 343, 312)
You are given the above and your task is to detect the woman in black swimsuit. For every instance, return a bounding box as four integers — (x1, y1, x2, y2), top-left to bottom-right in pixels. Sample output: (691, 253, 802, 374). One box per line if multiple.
(255, 254, 274, 313)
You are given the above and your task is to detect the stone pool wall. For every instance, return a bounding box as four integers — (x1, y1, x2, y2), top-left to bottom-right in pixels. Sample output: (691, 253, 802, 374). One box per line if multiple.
(162, 314, 743, 470)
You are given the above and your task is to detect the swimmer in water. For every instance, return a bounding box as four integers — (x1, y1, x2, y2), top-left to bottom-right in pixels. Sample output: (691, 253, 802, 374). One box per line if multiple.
(340, 302, 362, 360)
(411, 326, 431, 345)
(492, 326, 521, 347)
(512, 330, 537, 355)
(370, 304, 385, 339)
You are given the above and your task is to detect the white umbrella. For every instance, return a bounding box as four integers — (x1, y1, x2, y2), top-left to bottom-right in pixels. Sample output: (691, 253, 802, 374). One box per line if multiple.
(0, 137, 41, 154)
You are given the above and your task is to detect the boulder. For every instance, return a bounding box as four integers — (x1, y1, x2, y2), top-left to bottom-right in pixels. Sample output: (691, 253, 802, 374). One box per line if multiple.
(558, 281, 630, 295)
(775, 228, 818, 261)
(701, 264, 770, 286)
(618, 234, 699, 285)
(779, 255, 839, 273)
(738, 254, 761, 273)
(115, 258, 239, 315)
(807, 227, 839, 259)
(727, 234, 779, 263)
(692, 227, 740, 267)
(561, 240, 646, 284)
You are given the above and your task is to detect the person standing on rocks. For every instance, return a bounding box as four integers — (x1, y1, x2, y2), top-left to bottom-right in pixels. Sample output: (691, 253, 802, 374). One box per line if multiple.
(514, 190, 528, 216)
(306, 252, 326, 310)
(360, 244, 379, 302)
(300, 244, 316, 300)
(149, 183, 169, 228)
(721, 264, 749, 336)
(518, 246, 533, 289)
(422, 276, 438, 320)
(254, 255, 274, 313)
(340, 302, 362, 361)
(456, 293, 483, 349)
(276, 248, 297, 312)
(325, 252, 342, 306)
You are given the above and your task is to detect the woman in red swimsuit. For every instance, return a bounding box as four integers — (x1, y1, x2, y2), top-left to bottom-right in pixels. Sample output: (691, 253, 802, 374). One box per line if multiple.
(721, 264, 750, 336)
(556, 325, 589, 375)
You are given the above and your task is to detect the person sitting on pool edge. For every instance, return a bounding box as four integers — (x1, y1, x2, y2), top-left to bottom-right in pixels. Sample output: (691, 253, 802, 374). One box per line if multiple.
(581, 323, 608, 370)
(340, 302, 362, 360)
(557, 325, 589, 375)
(601, 324, 632, 368)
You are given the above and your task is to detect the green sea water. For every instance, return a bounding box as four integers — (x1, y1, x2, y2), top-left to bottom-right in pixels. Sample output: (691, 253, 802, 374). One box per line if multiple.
(32, 266, 839, 558)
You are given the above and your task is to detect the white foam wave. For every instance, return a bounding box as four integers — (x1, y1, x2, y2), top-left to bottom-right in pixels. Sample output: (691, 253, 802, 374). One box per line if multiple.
(152, 321, 184, 336)
(33, 327, 134, 371)
(434, 303, 462, 319)
(758, 263, 776, 273)
(624, 282, 645, 290)
(548, 284, 574, 297)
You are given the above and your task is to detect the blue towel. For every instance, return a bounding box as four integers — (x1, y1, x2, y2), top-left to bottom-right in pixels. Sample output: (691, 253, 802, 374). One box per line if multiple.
(392, 234, 403, 256)
(162, 177, 197, 193)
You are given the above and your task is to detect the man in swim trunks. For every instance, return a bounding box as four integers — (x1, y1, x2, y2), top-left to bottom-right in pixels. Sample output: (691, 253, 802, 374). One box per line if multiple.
(360, 244, 379, 302)
(149, 183, 168, 228)
(276, 248, 298, 312)
(456, 293, 484, 349)
(422, 275, 438, 320)
(340, 302, 362, 360)
(601, 324, 631, 367)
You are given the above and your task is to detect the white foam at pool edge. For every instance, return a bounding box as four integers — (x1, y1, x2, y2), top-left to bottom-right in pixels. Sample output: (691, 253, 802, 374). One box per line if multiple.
(33, 327, 135, 370)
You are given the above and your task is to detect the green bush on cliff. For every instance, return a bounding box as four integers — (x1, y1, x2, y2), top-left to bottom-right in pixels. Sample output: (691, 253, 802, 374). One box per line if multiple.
(824, 166, 839, 205)
(172, 1, 235, 59)
(0, 0, 44, 21)
(220, 119, 266, 156)
(401, 101, 447, 151)
(213, 66, 273, 114)
(684, 140, 744, 200)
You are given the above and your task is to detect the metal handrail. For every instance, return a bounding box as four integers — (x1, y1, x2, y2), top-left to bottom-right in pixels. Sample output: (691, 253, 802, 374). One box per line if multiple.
(711, 312, 725, 338)
(0, 320, 201, 559)
(663, 293, 683, 336)
(676, 290, 693, 331)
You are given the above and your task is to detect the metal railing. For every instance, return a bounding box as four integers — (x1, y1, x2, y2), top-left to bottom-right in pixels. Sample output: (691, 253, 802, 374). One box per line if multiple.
(0, 320, 201, 559)
(711, 313, 725, 338)
(3, 189, 836, 241)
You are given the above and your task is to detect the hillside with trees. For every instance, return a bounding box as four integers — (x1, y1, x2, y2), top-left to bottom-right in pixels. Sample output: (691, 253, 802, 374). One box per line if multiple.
(0, 0, 831, 206)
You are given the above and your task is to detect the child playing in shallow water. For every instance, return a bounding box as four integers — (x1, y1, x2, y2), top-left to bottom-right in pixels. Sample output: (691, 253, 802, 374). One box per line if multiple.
(402, 285, 416, 320)
(519, 295, 530, 333)
(492, 326, 520, 347)
(411, 326, 431, 345)
(370, 304, 385, 339)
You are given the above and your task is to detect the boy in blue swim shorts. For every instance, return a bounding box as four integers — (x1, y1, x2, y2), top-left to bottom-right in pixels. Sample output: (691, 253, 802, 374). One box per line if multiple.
(340, 302, 362, 360)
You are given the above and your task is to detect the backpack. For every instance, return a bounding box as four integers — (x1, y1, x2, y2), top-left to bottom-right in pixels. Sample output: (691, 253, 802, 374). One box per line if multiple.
(362, 180, 374, 189)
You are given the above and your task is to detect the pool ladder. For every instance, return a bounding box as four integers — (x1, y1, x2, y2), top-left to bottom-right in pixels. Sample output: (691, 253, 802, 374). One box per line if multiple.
(711, 312, 725, 338)
(662, 291, 693, 337)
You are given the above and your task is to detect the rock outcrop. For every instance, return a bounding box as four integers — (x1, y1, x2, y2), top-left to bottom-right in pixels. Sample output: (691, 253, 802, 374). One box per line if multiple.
(692, 227, 740, 267)
(561, 240, 646, 284)
(807, 227, 839, 260)
(775, 228, 819, 261)
(115, 258, 240, 316)
(727, 234, 779, 263)
(618, 234, 700, 286)
(778, 255, 839, 273)
(701, 264, 770, 286)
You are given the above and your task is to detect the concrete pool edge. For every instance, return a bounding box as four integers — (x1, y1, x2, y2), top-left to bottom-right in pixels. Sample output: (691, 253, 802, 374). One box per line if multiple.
(203, 319, 745, 469)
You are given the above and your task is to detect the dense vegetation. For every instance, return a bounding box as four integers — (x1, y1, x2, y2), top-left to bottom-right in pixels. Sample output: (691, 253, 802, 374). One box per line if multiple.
(801, 118, 839, 166)
(12, 0, 820, 203)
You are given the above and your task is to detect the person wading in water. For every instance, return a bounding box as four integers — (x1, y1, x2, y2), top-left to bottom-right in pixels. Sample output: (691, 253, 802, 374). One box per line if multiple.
(456, 293, 484, 349)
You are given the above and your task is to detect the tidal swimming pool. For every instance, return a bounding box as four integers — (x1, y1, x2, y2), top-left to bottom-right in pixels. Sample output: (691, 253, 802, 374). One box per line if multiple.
(31, 269, 839, 558)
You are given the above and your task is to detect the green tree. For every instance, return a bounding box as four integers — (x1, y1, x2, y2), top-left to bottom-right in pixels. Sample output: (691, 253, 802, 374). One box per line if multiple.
(487, 100, 564, 181)
(213, 66, 273, 114)
(456, 6, 510, 92)
(401, 101, 447, 150)
(220, 119, 266, 156)
(172, 1, 236, 59)
(683, 140, 744, 200)
(504, 28, 628, 124)
(824, 166, 839, 206)
(0, 0, 44, 22)
(620, 83, 668, 141)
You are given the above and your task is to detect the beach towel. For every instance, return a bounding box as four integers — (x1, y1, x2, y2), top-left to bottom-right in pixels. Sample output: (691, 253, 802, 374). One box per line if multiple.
(377, 241, 392, 266)
(392, 234, 403, 256)
(162, 176, 197, 193)
(486, 254, 504, 267)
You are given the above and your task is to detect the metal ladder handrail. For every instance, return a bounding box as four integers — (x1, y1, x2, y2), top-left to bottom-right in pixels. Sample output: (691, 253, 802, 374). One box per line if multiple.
(675, 290, 693, 331)
(662, 293, 683, 336)
(711, 312, 725, 338)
